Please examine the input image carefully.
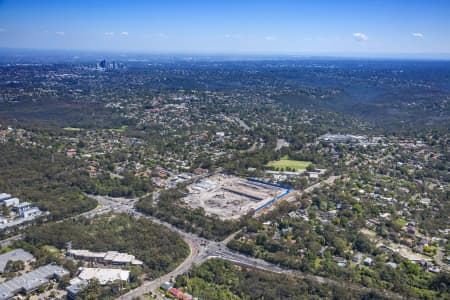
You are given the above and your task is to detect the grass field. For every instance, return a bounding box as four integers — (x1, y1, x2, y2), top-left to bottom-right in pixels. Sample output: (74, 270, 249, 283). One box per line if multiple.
(266, 156, 311, 171)
(110, 125, 128, 133)
(63, 127, 82, 132)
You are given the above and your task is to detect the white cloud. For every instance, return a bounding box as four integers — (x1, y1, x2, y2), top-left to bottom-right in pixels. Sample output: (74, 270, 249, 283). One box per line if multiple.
(142, 33, 168, 39)
(412, 32, 424, 38)
(264, 36, 278, 41)
(104, 32, 114, 36)
(353, 32, 368, 42)
(224, 33, 242, 39)
(120, 31, 129, 36)
(55, 31, 65, 36)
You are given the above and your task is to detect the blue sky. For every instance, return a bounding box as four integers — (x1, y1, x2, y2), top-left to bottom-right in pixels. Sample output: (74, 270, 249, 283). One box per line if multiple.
(0, 0, 449, 56)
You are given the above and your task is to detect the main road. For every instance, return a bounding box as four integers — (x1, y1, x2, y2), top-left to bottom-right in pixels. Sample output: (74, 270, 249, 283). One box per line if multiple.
(102, 197, 405, 300)
(0, 187, 406, 300)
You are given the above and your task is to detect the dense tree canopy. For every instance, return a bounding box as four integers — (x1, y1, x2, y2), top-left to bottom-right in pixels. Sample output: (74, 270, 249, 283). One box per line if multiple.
(25, 214, 190, 277)
(0, 143, 96, 219)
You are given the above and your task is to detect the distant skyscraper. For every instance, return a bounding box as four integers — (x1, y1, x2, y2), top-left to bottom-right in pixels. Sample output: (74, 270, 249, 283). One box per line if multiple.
(99, 59, 107, 68)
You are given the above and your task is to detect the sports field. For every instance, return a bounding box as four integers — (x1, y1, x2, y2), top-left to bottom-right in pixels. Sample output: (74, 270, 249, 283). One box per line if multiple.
(110, 125, 128, 132)
(266, 156, 311, 171)
(63, 127, 82, 132)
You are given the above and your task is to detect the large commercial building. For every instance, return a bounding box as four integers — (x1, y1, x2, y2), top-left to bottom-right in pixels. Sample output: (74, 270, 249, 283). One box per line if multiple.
(77, 267, 130, 285)
(0, 264, 69, 300)
(67, 249, 143, 266)
(66, 267, 131, 299)
(318, 133, 368, 144)
(0, 193, 45, 231)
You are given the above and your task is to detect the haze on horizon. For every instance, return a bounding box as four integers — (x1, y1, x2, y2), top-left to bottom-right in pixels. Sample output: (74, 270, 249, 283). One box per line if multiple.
(0, 0, 450, 58)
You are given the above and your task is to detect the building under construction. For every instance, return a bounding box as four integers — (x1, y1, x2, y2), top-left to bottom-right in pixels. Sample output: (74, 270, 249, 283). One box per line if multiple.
(183, 174, 292, 219)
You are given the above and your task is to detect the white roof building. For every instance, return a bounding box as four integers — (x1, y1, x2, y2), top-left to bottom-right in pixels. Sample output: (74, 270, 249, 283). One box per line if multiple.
(103, 251, 143, 265)
(3, 197, 19, 207)
(68, 249, 143, 265)
(0, 194, 11, 202)
(22, 207, 42, 218)
(77, 268, 130, 285)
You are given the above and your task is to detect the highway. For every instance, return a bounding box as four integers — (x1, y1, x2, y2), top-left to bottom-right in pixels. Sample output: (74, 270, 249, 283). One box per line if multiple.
(95, 197, 405, 300)
(0, 189, 406, 300)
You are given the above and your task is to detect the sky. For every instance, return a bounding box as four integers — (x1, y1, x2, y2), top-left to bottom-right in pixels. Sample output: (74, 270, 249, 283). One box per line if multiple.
(0, 0, 449, 57)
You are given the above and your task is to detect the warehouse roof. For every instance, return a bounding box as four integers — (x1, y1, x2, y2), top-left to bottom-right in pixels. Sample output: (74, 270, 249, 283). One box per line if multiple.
(77, 267, 130, 285)
(0, 249, 34, 273)
(68, 249, 106, 259)
(104, 251, 142, 264)
(3, 197, 19, 205)
(0, 264, 68, 300)
(0, 194, 11, 201)
(68, 249, 143, 265)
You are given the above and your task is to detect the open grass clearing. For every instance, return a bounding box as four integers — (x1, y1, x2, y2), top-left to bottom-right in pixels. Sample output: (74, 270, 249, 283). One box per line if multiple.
(266, 156, 311, 171)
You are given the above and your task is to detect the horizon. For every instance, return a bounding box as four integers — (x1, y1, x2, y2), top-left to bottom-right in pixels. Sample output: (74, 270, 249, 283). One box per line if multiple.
(1, 0, 450, 58)
(2, 47, 450, 62)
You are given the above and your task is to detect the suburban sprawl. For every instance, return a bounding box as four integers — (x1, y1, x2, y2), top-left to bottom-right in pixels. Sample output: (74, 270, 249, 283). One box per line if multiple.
(0, 54, 448, 299)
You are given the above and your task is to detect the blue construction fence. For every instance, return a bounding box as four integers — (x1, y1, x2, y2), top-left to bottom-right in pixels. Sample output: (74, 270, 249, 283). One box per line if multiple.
(247, 178, 291, 190)
(247, 178, 292, 212)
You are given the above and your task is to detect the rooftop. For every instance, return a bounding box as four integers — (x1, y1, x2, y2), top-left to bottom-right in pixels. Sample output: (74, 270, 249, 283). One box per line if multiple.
(0, 194, 11, 201)
(0, 264, 68, 300)
(68, 249, 143, 265)
(0, 249, 34, 273)
(77, 267, 130, 285)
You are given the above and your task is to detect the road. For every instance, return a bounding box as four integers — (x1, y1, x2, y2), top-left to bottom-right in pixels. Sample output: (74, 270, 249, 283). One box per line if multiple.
(0, 187, 406, 300)
(92, 197, 405, 300)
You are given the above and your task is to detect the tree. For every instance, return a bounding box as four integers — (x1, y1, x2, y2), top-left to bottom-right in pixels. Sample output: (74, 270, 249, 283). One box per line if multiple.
(76, 279, 102, 300)
(5, 260, 25, 273)
(175, 274, 188, 288)
(353, 234, 373, 253)
(58, 274, 71, 289)
(306, 164, 316, 172)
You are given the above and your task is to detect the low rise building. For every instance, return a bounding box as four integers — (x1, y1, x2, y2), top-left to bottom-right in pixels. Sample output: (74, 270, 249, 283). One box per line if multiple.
(0, 194, 45, 232)
(0, 249, 34, 273)
(2, 198, 19, 207)
(363, 257, 374, 266)
(0, 194, 11, 202)
(0, 264, 69, 300)
(21, 207, 42, 218)
(12, 202, 31, 215)
(160, 281, 173, 291)
(77, 267, 130, 285)
(319, 133, 368, 144)
(68, 249, 143, 266)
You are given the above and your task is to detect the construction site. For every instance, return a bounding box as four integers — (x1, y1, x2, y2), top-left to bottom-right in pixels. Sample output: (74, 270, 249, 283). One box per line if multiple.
(183, 174, 292, 219)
